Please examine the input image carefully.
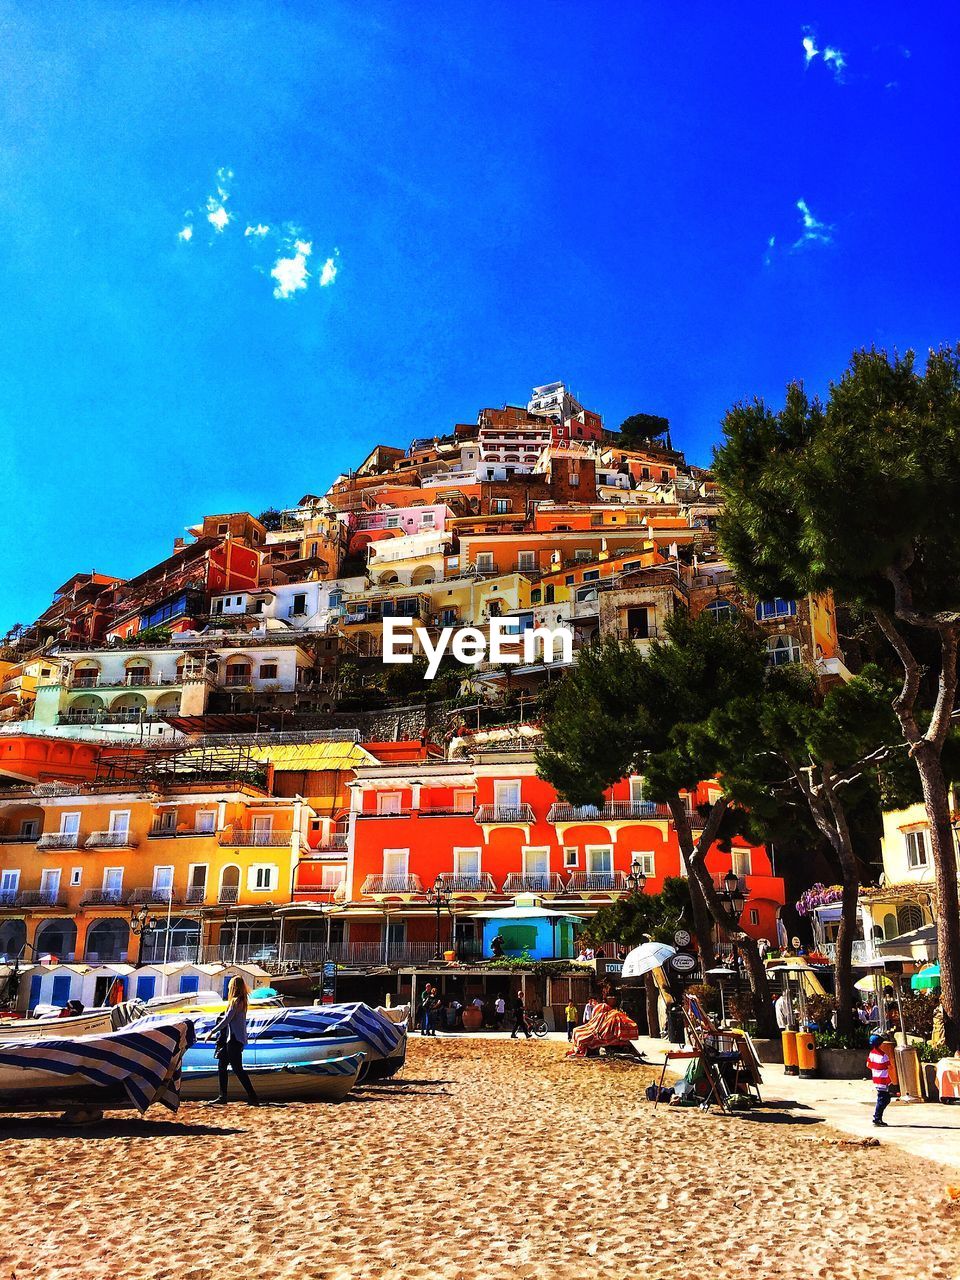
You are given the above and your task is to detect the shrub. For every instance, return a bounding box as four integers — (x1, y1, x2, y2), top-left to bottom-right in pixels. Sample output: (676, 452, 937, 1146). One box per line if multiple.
(686, 983, 721, 1016)
(815, 1026, 871, 1051)
(899, 992, 936, 1040)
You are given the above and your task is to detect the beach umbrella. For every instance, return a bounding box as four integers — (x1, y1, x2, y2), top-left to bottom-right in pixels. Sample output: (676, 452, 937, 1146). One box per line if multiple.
(911, 965, 941, 991)
(251, 986, 279, 1000)
(622, 941, 676, 978)
(855, 975, 893, 992)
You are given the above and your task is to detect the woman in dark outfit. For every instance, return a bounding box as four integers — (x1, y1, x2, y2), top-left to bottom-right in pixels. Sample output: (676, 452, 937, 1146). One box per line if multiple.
(208, 976, 259, 1106)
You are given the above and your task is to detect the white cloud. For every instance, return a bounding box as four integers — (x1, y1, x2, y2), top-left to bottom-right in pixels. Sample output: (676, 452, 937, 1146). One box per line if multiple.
(245, 223, 270, 238)
(271, 241, 312, 299)
(763, 235, 776, 268)
(802, 27, 846, 81)
(178, 225, 193, 243)
(205, 166, 233, 233)
(793, 199, 834, 249)
(319, 256, 338, 287)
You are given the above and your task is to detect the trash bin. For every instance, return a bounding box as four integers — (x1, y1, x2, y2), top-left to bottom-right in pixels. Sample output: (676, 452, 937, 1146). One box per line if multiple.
(782, 1030, 799, 1076)
(797, 1030, 818, 1078)
(666, 1005, 685, 1046)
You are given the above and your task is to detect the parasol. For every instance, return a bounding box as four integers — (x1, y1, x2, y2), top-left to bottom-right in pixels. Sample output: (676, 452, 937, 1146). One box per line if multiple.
(622, 941, 676, 978)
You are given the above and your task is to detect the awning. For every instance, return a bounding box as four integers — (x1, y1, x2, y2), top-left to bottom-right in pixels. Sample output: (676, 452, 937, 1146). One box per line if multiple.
(463, 905, 586, 920)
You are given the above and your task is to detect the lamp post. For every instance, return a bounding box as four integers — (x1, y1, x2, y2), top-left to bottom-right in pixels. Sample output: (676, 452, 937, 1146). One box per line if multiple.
(427, 878, 453, 961)
(130, 904, 159, 969)
(626, 859, 647, 895)
(719, 871, 747, 981)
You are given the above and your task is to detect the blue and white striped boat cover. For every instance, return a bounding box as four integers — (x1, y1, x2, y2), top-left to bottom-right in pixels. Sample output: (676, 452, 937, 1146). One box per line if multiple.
(131, 1002, 403, 1057)
(0, 1019, 196, 1114)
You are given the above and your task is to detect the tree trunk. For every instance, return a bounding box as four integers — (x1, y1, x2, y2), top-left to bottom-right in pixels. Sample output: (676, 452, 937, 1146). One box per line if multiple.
(669, 795, 776, 1037)
(833, 877, 859, 1038)
(913, 744, 960, 1051)
(684, 866, 717, 972)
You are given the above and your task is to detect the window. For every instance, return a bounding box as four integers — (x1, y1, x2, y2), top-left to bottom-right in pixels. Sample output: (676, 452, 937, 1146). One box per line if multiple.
(321, 865, 342, 889)
(905, 829, 929, 870)
(574, 549, 592, 562)
(731, 849, 752, 878)
(18, 818, 38, 839)
(377, 793, 403, 816)
(633, 852, 656, 877)
(108, 811, 130, 836)
(756, 598, 797, 621)
(421, 511, 435, 526)
(454, 848, 481, 876)
(0, 870, 20, 895)
(897, 903, 924, 933)
(291, 593, 308, 616)
(581, 569, 600, 582)
(586, 846, 613, 875)
(382, 849, 409, 878)
(385, 515, 401, 529)
(705, 598, 736, 622)
(60, 813, 80, 836)
(748, 909, 760, 927)
(491, 499, 512, 515)
(153, 866, 174, 895)
(518, 551, 536, 572)
(249, 864, 278, 891)
(563, 846, 579, 868)
(765, 635, 801, 667)
(224, 662, 252, 687)
(217, 523, 229, 534)
(70, 868, 82, 886)
(661, 470, 670, 482)
(476, 552, 495, 573)
(440, 607, 458, 627)
(195, 811, 216, 834)
(569, 472, 580, 487)
(454, 790, 475, 813)
(494, 780, 522, 810)
(259, 663, 279, 680)
(522, 847, 550, 877)
(626, 607, 650, 639)
(103, 867, 123, 894)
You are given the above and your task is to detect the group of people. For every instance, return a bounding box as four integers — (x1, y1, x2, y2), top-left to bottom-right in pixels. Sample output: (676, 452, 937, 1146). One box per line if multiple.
(418, 988, 511, 1034)
(575, 943, 629, 962)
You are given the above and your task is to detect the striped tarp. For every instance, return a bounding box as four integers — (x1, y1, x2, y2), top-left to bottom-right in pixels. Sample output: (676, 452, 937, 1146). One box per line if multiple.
(134, 1002, 403, 1057)
(0, 1019, 196, 1113)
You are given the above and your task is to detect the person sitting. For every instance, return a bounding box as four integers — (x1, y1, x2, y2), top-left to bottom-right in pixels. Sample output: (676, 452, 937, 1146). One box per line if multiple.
(491, 936, 504, 959)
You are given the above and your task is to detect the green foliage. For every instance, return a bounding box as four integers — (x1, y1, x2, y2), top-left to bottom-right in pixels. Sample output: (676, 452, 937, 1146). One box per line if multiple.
(618, 412, 670, 446)
(686, 983, 721, 1016)
(899, 992, 936, 1039)
(588, 878, 693, 948)
(257, 508, 284, 531)
(915, 1040, 944, 1064)
(483, 954, 583, 977)
(714, 344, 960, 617)
(814, 1027, 871, 1051)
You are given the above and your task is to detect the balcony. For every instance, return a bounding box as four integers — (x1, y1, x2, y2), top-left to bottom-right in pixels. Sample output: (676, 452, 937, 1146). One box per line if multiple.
(185, 885, 208, 903)
(360, 874, 424, 895)
(218, 829, 295, 847)
(80, 888, 125, 905)
(126, 887, 180, 906)
(37, 833, 81, 850)
(0, 890, 20, 907)
(0, 831, 41, 844)
(474, 804, 535, 825)
(435, 872, 499, 894)
(547, 801, 676, 822)
(818, 939, 879, 966)
(84, 831, 138, 849)
(357, 808, 412, 820)
(503, 872, 565, 894)
(419, 805, 476, 818)
(148, 824, 216, 839)
(565, 871, 628, 893)
(17, 890, 67, 908)
(218, 886, 239, 905)
(70, 675, 100, 689)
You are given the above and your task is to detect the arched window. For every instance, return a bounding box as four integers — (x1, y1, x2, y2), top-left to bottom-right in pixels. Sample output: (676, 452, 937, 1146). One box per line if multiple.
(765, 634, 801, 667)
(224, 660, 252, 688)
(705, 598, 736, 623)
(897, 903, 924, 935)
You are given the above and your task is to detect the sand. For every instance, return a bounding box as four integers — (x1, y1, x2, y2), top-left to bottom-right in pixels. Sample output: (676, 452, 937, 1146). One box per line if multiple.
(3, 1037, 959, 1280)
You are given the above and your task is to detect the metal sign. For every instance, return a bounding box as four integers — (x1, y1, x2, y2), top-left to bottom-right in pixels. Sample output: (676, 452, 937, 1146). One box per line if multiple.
(670, 953, 697, 973)
(321, 959, 338, 1005)
(674, 929, 691, 948)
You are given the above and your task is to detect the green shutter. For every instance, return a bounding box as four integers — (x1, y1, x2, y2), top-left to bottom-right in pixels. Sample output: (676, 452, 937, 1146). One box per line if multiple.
(498, 925, 538, 954)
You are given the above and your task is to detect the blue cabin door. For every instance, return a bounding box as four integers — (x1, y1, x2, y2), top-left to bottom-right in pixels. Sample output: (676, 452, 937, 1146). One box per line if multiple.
(135, 975, 156, 1001)
(51, 974, 72, 1007)
(179, 975, 200, 994)
(28, 974, 42, 1011)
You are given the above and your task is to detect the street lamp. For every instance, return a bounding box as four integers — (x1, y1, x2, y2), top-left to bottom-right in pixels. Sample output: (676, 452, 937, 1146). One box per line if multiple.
(130, 904, 159, 968)
(719, 872, 748, 979)
(427, 878, 453, 961)
(626, 858, 647, 894)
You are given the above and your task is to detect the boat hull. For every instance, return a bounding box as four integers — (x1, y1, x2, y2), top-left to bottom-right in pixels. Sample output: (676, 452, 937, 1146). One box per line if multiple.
(0, 1010, 117, 1041)
(179, 1053, 364, 1102)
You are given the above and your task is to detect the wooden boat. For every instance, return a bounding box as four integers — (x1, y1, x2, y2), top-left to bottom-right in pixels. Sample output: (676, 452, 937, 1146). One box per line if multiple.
(178, 1052, 365, 1102)
(0, 1007, 120, 1041)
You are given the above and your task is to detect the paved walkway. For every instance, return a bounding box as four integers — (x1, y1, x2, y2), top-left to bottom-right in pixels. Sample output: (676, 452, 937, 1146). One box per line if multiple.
(629, 1033, 960, 1170)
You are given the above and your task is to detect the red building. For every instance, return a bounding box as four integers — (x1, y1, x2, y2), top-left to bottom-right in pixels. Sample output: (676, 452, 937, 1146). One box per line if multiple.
(339, 743, 785, 966)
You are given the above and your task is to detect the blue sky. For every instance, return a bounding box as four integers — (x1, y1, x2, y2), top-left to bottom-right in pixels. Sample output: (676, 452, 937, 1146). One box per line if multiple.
(1, 2, 957, 632)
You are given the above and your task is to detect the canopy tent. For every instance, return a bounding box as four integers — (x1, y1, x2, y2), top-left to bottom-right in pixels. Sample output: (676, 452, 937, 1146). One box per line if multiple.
(463, 905, 587, 920)
(911, 964, 941, 991)
(855, 975, 893, 992)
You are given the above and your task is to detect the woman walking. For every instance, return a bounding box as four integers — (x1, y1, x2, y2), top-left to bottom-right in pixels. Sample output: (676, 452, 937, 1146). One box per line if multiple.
(208, 976, 259, 1106)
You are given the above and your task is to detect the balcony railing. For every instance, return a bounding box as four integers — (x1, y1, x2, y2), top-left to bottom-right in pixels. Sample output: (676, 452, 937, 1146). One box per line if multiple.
(547, 801, 677, 822)
(503, 872, 565, 894)
(218, 886, 240, 904)
(357, 808, 412, 819)
(434, 872, 499, 894)
(84, 831, 138, 849)
(818, 940, 879, 966)
(565, 871, 628, 893)
(474, 804, 535, 825)
(149, 825, 217, 839)
(17, 890, 66, 908)
(0, 890, 20, 907)
(314, 832, 349, 851)
(419, 806, 476, 818)
(126, 887, 179, 905)
(0, 831, 41, 844)
(80, 888, 125, 905)
(186, 885, 208, 903)
(37, 833, 80, 850)
(218, 829, 294, 847)
(360, 874, 424, 895)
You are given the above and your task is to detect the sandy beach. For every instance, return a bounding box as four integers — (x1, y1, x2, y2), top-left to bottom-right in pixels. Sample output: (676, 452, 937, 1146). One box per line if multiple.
(3, 1037, 959, 1280)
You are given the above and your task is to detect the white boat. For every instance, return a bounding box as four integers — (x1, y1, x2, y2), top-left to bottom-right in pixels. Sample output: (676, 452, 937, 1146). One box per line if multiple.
(178, 1052, 365, 1102)
(0, 1006, 125, 1042)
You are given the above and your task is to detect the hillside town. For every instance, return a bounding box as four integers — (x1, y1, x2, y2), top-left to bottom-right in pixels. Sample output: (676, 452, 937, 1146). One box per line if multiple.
(0, 381, 938, 1006)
